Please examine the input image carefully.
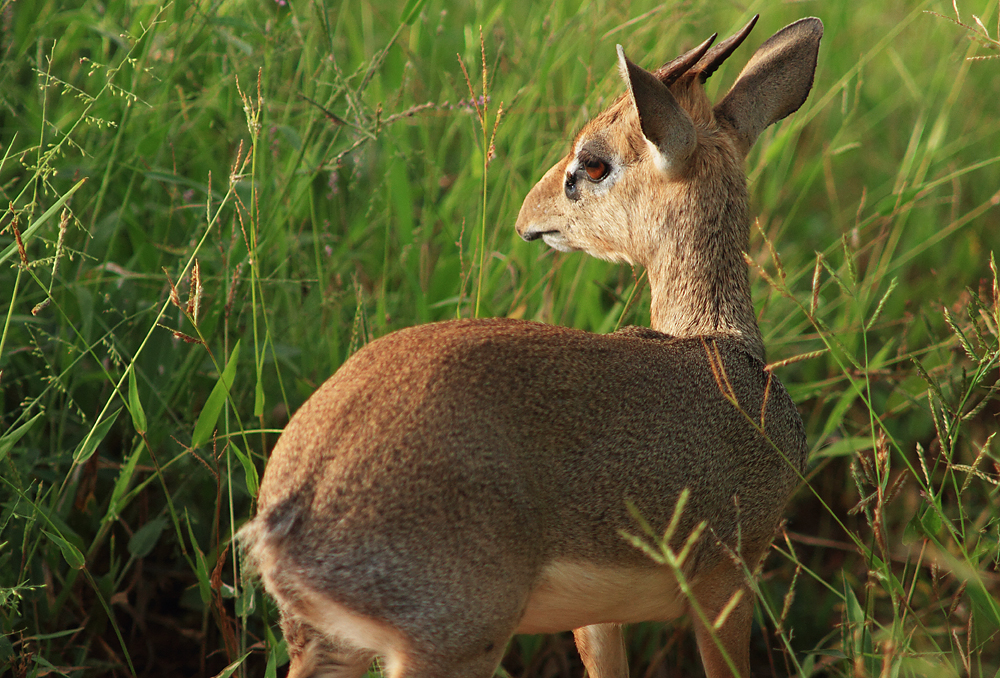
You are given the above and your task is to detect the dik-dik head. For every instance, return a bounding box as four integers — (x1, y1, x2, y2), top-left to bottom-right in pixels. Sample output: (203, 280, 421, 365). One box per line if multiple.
(515, 16, 822, 269)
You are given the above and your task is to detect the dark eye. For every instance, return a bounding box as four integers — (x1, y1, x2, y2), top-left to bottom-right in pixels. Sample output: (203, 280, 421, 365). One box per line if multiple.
(583, 157, 609, 181)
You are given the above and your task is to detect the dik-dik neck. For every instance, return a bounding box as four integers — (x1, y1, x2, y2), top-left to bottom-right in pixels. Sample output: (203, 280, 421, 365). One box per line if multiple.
(645, 178, 765, 362)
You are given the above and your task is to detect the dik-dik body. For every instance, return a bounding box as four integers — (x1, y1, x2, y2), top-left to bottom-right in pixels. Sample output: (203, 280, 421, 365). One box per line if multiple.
(241, 16, 822, 678)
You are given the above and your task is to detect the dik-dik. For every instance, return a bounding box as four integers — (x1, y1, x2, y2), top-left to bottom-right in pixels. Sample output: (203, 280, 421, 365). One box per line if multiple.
(241, 15, 822, 678)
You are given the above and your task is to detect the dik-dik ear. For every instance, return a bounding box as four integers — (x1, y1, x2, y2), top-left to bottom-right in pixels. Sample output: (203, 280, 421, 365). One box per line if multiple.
(714, 17, 823, 157)
(618, 45, 696, 178)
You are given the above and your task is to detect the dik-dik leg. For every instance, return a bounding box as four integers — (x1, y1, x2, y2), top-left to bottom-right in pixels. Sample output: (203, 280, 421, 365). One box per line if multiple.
(573, 624, 629, 678)
(691, 562, 755, 678)
(279, 616, 375, 678)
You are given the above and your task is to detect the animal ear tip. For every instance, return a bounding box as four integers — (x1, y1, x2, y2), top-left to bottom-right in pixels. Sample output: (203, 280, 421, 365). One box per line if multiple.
(617, 45, 629, 81)
(790, 16, 824, 41)
(616, 45, 630, 68)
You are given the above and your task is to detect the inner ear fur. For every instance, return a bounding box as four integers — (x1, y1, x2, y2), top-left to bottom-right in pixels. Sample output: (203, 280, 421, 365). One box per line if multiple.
(617, 45, 696, 176)
(714, 17, 824, 156)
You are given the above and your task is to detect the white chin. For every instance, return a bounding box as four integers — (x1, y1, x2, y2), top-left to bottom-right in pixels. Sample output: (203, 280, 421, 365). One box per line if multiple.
(542, 233, 576, 253)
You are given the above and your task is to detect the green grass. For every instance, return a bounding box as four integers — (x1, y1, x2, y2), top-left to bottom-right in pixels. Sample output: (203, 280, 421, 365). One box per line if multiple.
(1, 0, 998, 676)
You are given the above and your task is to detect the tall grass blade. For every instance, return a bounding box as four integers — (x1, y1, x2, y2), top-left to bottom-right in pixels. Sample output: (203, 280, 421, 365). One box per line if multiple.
(192, 341, 242, 450)
(0, 412, 43, 464)
(0, 178, 86, 266)
(72, 407, 122, 465)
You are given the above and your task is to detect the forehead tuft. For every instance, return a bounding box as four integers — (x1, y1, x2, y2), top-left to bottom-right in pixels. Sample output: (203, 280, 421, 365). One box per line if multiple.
(573, 95, 636, 147)
(572, 72, 717, 156)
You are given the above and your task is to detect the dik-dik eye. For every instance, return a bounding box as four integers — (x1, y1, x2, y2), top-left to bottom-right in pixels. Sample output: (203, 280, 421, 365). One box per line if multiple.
(583, 157, 609, 181)
(566, 151, 612, 200)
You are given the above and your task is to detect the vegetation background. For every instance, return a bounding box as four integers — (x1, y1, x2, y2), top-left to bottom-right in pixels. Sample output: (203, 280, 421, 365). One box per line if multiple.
(1, 0, 998, 676)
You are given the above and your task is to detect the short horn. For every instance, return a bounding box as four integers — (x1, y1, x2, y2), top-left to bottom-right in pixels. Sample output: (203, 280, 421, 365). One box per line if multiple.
(653, 32, 717, 86)
(696, 14, 759, 83)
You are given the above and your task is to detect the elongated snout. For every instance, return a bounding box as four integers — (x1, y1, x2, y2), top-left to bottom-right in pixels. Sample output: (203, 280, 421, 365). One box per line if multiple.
(515, 157, 578, 251)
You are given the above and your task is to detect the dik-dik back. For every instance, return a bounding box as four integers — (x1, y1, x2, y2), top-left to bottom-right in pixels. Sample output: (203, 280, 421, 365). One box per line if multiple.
(241, 16, 821, 678)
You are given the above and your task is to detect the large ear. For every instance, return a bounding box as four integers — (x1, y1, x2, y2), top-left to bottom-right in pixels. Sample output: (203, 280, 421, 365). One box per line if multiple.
(714, 17, 823, 156)
(618, 45, 697, 177)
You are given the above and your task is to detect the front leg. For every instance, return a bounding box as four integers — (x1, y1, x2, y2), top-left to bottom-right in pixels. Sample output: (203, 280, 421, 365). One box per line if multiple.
(691, 563, 754, 678)
(573, 623, 628, 678)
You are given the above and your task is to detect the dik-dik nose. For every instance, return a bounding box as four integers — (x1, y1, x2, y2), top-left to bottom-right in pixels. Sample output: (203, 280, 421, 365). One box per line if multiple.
(519, 226, 544, 242)
(515, 157, 570, 240)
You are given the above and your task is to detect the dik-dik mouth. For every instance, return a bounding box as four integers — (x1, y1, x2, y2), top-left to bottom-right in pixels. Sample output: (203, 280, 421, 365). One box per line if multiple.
(520, 225, 576, 252)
